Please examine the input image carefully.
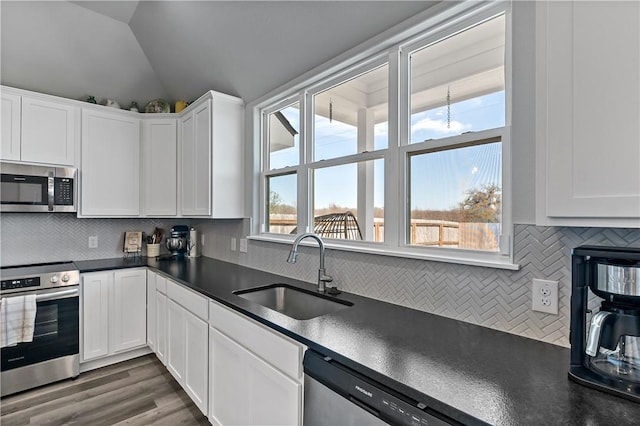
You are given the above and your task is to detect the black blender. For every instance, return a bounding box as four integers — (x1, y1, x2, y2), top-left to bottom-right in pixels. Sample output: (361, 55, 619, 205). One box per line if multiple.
(570, 245, 640, 401)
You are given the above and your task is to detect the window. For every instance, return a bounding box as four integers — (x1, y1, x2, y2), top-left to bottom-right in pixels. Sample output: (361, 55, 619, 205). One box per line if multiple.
(258, 4, 511, 266)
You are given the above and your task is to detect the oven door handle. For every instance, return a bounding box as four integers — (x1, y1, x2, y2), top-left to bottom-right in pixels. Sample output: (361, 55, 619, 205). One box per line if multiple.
(36, 288, 79, 302)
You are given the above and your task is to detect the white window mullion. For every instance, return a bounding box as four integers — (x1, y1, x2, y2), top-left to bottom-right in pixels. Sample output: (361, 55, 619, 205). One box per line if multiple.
(357, 108, 375, 240)
(384, 47, 402, 247)
(259, 110, 269, 233)
(296, 91, 312, 233)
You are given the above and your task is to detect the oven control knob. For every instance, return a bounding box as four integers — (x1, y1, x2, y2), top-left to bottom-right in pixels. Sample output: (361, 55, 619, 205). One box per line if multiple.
(50, 275, 59, 283)
(61, 274, 70, 282)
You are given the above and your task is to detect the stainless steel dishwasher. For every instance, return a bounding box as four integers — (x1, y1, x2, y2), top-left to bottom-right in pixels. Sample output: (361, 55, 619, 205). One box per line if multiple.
(303, 349, 458, 426)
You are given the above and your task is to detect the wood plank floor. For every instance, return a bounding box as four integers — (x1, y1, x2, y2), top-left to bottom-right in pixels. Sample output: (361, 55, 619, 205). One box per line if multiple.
(0, 354, 209, 425)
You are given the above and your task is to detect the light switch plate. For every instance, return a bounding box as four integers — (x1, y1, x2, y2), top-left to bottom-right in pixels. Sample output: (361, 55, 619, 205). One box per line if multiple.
(231, 237, 237, 251)
(239, 238, 248, 253)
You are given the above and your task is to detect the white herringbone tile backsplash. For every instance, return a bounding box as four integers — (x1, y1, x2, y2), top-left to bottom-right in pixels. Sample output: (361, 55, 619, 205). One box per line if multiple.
(0, 213, 187, 265)
(3, 213, 639, 347)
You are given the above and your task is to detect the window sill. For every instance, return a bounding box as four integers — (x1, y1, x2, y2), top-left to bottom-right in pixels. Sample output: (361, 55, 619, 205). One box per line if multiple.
(248, 234, 520, 271)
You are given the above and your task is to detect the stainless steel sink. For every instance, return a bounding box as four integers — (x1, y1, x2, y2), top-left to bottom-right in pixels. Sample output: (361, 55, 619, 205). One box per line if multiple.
(233, 284, 353, 320)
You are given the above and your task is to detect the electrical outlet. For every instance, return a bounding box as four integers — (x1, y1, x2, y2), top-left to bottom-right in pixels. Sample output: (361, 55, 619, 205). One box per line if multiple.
(88, 236, 98, 249)
(231, 237, 237, 252)
(201, 234, 205, 246)
(239, 238, 248, 253)
(532, 279, 558, 315)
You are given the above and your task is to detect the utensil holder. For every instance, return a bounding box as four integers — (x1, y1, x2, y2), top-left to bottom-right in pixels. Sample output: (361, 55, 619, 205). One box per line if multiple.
(147, 243, 160, 257)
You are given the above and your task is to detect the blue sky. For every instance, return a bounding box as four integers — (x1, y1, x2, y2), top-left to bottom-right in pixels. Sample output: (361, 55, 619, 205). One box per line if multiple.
(269, 91, 504, 212)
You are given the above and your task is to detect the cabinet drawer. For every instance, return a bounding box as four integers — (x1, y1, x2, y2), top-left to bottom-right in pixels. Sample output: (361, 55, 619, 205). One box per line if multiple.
(209, 301, 303, 381)
(167, 280, 208, 321)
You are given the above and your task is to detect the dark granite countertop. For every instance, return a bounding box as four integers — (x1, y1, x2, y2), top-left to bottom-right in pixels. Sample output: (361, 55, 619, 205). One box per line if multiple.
(76, 256, 640, 425)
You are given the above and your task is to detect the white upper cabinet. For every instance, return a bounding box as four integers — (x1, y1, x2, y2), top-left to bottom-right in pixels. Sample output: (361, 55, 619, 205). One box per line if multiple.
(1, 87, 79, 166)
(81, 108, 140, 217)
(21, 96, 78, 166)
(142, 118, 177, 216)
(1, 92, 21, 161)
(179, 91, 244, 218)
(536, 1, 640, 226)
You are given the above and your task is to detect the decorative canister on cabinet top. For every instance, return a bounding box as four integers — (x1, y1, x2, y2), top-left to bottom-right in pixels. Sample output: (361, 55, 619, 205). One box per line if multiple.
(175, 100, 188, 113)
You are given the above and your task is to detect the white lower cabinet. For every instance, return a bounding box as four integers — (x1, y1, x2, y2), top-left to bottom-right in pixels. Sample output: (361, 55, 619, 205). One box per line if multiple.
(208, 301, 304, 426)
(145, 270, 305, 424)
(146, 270, 157, 351)
(81, 268, 147, 363)
(167, 299, 186, 382)
(155, 288, 167, 365)
(165, 279, 209, 416)
(209, 327, 301, 426)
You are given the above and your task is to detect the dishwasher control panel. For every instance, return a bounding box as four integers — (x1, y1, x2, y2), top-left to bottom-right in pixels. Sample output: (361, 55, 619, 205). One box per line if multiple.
(304, 350, 462, 426)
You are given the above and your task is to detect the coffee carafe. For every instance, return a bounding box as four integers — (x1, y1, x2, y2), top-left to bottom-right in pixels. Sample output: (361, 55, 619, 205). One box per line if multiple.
(570, 246, 640, 402)
(165, 225, 189, 257)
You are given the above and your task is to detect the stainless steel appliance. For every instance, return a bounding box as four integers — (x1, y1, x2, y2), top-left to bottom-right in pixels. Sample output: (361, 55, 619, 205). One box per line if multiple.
(1, 261, 80, 396)
(570, 246, 640, 402)
(303, 349, 459, 426)
(165, 225, 189, 257)
(0, 162, 77, 212)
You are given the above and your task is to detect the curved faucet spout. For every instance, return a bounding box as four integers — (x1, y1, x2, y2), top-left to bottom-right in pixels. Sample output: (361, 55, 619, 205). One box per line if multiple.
(287, 233, 333, 292)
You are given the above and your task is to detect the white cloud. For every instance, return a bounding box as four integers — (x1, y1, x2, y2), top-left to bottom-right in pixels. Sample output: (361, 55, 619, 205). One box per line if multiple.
(411, 117, 471, 135)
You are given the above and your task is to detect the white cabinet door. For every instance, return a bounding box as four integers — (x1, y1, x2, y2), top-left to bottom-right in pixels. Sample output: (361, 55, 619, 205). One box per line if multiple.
(178, 92, 244, 218)
(537, 1, 640, 222)
(209, 327, 250, 426)
(21, 96, 78, 166)
(81, 109, 140, 216)
(166, 298, 186, 383)
(1, 92, 21, 161)
(111, 268, 147, 353)
(142, 118, 177, 216)
(209, 327, 301, 426)
(246, 348, 301, 426)
(180, 99, 211, 216)
(146, 270, 157, 351)
(211, 95, 244, 218)
(185, 312, 209, 415)
(156, 291, 167, 365)
(81, 272, 111, 362)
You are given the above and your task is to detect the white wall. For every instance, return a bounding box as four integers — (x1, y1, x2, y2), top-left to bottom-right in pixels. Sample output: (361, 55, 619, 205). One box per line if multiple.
(0, 1, 167, 109)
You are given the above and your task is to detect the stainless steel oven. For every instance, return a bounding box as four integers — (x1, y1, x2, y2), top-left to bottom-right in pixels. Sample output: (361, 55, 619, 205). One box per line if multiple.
(0, 162, 76, 212)
(1, 262, 80, 397)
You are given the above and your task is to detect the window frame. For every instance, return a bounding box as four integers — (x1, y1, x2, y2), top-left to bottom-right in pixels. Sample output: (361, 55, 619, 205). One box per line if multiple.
(254, 1, 516, 270)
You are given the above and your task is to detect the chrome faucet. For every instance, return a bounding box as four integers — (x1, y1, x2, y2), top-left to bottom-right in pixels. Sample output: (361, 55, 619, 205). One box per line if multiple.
(287, 233, 333, 293)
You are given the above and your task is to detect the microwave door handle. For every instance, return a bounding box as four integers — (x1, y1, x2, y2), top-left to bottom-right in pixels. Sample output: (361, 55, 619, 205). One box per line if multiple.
(36, 288, 79, 302)
(48, 172, 54, 212)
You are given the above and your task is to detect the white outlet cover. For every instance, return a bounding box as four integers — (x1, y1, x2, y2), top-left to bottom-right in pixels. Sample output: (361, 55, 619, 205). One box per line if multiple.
(239, 238, 248, 253)
(532, 279, 558, 315)
(88, 236, 98, 249)
(231, 237, 237, 251)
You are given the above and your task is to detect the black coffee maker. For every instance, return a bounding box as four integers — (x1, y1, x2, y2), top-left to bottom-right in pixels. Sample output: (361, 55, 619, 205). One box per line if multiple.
(570, 245, 640, 402)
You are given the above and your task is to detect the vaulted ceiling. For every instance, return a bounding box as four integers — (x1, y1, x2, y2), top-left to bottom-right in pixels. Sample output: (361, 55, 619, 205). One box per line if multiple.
(1, 1, 437, 109)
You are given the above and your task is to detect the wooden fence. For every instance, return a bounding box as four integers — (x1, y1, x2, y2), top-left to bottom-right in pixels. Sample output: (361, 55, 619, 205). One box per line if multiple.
(268, 215, 500, 251)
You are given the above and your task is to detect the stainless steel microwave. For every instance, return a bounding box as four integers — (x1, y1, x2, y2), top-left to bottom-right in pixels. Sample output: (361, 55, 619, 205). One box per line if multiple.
(1, 162, 77, 212)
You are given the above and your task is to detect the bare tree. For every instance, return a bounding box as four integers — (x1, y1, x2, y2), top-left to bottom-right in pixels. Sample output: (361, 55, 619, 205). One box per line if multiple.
(458, 184, 502, 223)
